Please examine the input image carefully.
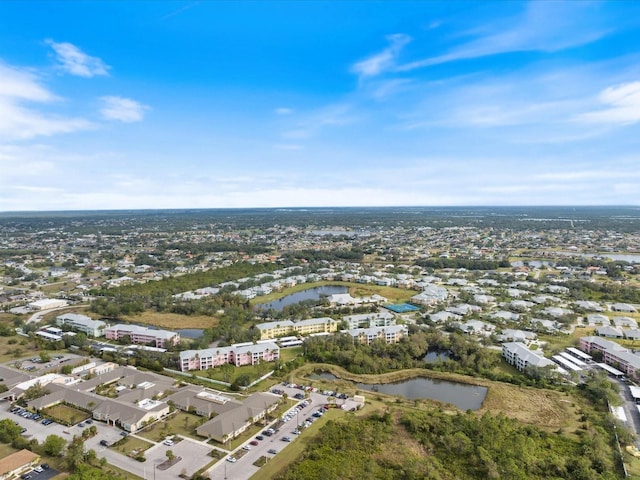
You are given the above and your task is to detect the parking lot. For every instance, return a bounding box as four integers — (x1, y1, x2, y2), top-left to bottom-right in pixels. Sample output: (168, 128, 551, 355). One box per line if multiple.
(205, 383, 362, 480)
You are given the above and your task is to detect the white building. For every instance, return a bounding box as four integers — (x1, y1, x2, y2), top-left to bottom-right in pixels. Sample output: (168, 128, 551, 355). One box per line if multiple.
(56, 313, 106, 337)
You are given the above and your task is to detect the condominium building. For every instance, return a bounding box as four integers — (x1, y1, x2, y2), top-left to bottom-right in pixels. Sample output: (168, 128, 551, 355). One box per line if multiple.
(105, 324, 180, 348)
(179, 342, 280, 372)
(580, 336, 640, 380)
(346, 325, 408, 345)
(55, 313, 106, 337)
(256, 317, 338, 340)
(501, 342, 558, 373)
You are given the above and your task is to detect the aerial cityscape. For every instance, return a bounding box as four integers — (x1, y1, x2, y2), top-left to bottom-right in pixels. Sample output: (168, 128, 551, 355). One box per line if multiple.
(2, 1, 640, 480)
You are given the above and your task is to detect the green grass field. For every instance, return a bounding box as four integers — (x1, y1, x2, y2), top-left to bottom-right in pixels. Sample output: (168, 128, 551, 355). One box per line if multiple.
(137, 412, 203, 442)
(42, 404, 91, 425)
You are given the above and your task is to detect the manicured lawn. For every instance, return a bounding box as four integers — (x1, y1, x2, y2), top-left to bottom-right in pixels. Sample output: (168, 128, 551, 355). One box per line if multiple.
(279, 347, 302, 363)
(43, 404, 91, 425)
(200, 362, 273, 384)
(112, 436, 154, 457)
(138, 412, 204, 442)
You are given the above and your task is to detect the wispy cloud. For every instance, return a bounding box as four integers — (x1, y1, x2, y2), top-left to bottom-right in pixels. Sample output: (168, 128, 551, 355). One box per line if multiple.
(351, 34, 411, 79)
(275, 107, 294, 115)
(0, 62, 93, 140)
(46, 39, 110, 77)
(161, 1, 201, 20)
(100, 96, 149, 122)
(576, 81, 640, 125)
(397, 2, 608, 72)
(282, 103, 356, 139)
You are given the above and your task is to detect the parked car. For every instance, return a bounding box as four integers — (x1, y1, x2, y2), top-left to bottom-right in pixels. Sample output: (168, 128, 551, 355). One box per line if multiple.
(256, 435, 264, 441)
(281, 436, 292, 442)
(268, 449, 278, 455)
(242, 445, 251, 451)
(100, 440, 109, 447)
(163, 440, 174, 446)
(226, 457, 236, 463)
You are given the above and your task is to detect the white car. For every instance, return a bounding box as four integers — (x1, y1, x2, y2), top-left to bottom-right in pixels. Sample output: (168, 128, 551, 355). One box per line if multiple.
(242, 445, 251, 451)
(163, 440, 174, 446)
(34, 467, 44, 473)
(226, 457, 237, 463)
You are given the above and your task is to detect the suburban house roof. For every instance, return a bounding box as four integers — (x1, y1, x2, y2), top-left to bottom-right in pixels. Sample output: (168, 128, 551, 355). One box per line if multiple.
(0, 449, 39, 477)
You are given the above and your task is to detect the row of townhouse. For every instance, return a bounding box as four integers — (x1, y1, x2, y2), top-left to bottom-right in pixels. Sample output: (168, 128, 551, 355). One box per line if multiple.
(105, 324, 180, 348)
(256, 317, 338, 340)
(179, 341, 280, 372)
(580, 336, 640, 380)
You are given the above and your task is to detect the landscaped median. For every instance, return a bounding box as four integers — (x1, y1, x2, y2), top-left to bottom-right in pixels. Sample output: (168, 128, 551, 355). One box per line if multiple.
(110, 435, 154, 462)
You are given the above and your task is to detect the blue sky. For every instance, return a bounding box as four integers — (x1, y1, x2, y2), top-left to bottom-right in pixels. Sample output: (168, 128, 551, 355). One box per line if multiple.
(1, 1, 640, 211)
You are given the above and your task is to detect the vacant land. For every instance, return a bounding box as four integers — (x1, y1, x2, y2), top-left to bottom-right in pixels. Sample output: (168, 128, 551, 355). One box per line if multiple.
(43, 404, 91, 425)
(120, 311, 218, 329)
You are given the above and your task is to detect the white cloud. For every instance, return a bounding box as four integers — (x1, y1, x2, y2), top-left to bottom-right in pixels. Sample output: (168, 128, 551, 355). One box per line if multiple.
(275, 107, 293, 115)
(576, 81, 640, 125)
(0, 62, 93, 140)
(100, 96, 149, 122)
(0, 62, 56, 102)
(397, 2, 607, 71)
(46, 39, 110, 77)
(351, 34, 411, 79)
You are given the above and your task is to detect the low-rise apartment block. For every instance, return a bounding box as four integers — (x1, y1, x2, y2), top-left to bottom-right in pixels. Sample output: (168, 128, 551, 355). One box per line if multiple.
(580, 336, 640, 380)
(179, 341, 280, 372)
(256, 317, 338, 340)
(105, 324, 180, 348)
(346, 325, 408, 345)
(502, 342, 558, 373)
(56, 313, 106, 337)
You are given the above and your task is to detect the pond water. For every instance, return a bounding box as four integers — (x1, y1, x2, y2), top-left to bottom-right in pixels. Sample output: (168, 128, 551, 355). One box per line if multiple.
(257, 285, 348, 312)
(177, 328, 204, 339)
(424, 351, 452, 363)
(308, 372, 487, 411)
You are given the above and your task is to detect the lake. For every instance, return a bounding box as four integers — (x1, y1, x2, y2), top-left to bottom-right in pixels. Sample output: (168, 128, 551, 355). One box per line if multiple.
(257, 285, 348, 312)
(177, 328, 204, 339)
(309, 372, 487, 411)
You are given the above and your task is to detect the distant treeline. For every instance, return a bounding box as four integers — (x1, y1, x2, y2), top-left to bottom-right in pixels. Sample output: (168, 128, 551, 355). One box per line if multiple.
(415, 258, 511, 270)
(282, 248, 364, 263)
(159, 241, 272, 255)
(90, 262, 276, 317)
